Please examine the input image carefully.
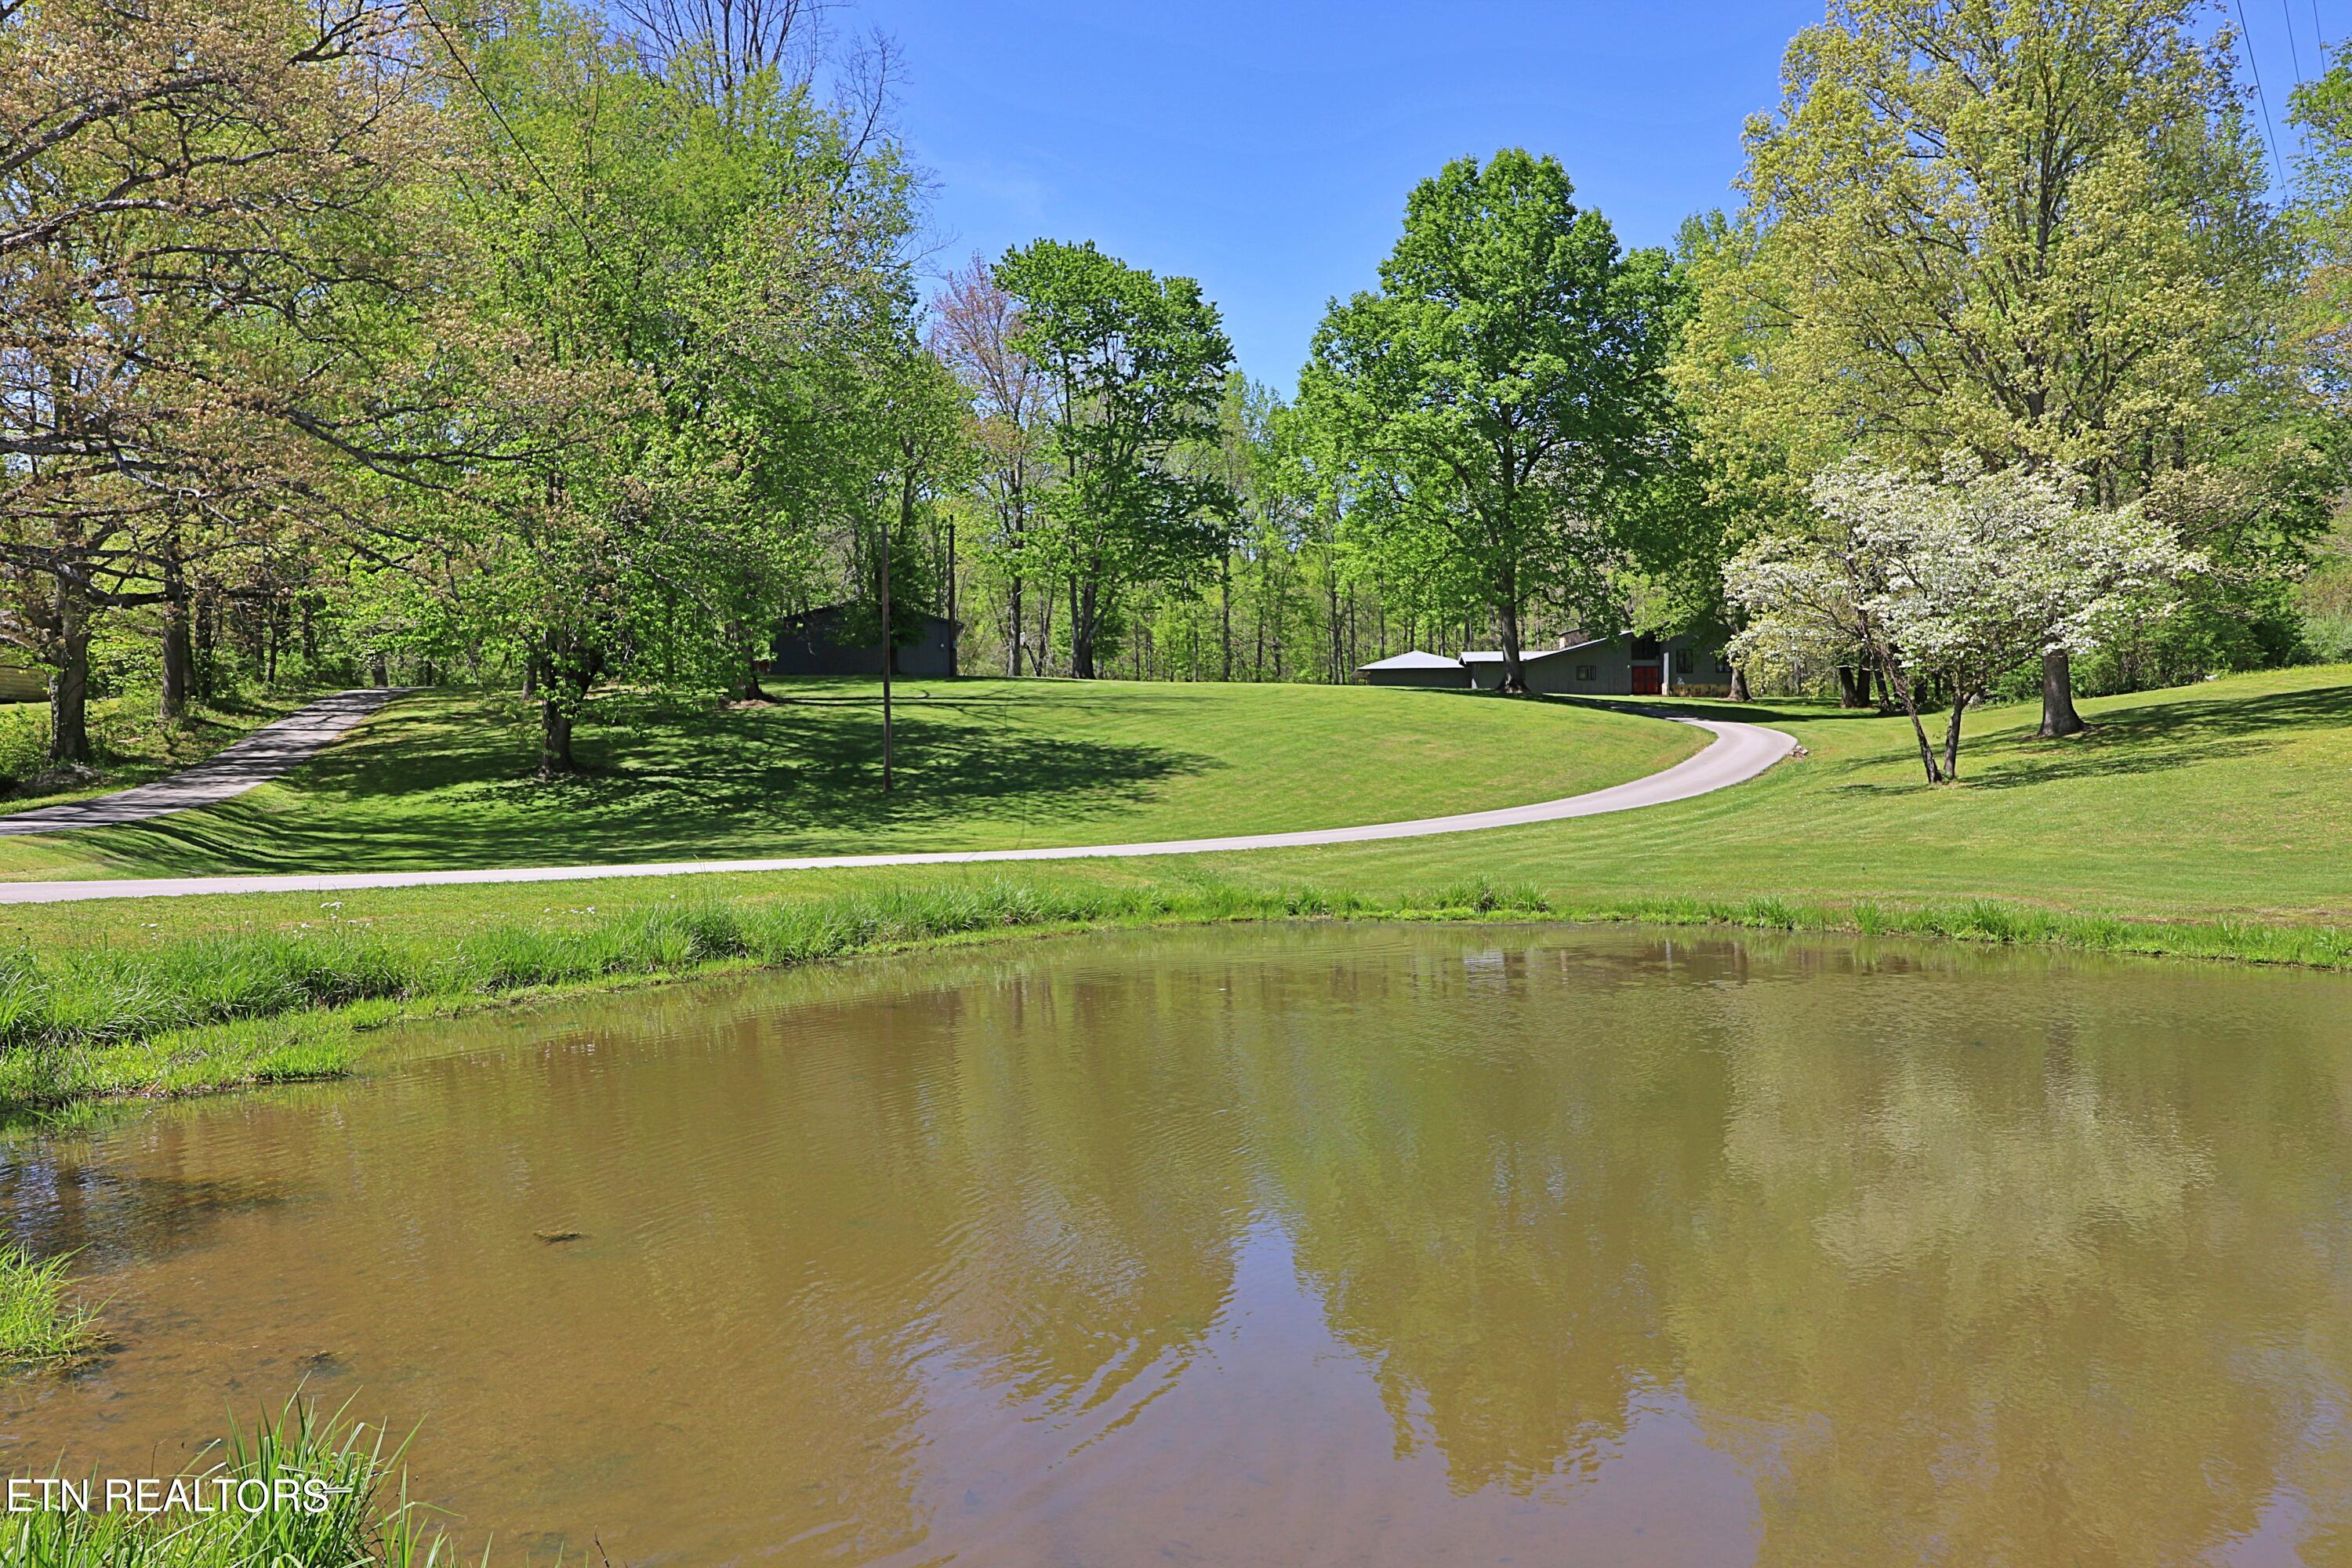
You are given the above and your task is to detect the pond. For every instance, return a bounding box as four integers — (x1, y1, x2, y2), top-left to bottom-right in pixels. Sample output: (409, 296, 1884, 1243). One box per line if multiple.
(4, 924, 2350, 1566)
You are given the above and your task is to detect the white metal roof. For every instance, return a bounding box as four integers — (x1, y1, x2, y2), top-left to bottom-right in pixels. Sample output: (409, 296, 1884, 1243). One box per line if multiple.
(1357, 650, 1464, 671)
(1465, 637, 1614, 662)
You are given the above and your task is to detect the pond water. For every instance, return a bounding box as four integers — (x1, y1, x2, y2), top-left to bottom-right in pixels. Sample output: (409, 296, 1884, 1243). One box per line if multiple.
(5, 924, 2351, 1566)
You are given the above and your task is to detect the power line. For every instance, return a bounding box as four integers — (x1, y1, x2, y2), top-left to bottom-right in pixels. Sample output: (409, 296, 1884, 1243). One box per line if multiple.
(2318, 0, 2330, 54)
(2285, 0, 2305, 80)
(2238, 0, 2285, 187)
(410, 0, 597, 254)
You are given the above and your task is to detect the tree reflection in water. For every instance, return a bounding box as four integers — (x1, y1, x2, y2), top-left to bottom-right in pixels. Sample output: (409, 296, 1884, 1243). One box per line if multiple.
(4, 926, 2347, 1566)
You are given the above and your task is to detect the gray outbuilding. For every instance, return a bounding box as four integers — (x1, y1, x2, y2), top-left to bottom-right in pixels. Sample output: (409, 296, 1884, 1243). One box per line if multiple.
(1356, 650, 1471, 689)
(770, 604, 960, 678)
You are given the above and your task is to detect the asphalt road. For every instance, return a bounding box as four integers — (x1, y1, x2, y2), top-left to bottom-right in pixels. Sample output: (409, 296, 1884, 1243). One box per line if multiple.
(0, 714, 1796, 905)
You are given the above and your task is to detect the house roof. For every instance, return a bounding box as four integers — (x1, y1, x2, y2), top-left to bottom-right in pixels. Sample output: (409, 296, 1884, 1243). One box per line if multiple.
(1463, 641, 1606, 663)
(1357, 650, 1464, 671)
(782, 602, 959, 631)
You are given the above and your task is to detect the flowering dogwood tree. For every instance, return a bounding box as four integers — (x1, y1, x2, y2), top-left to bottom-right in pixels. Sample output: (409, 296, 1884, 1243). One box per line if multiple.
(1729, 459, 2205, 783)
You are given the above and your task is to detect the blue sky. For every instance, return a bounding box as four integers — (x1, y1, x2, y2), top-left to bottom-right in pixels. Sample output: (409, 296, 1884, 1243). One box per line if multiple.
(879, 0, 2342, 393)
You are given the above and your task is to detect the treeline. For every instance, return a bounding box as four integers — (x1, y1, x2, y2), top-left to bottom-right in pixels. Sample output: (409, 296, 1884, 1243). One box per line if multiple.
(4, 0, 948, 777)
(8, 0, 2352, 786)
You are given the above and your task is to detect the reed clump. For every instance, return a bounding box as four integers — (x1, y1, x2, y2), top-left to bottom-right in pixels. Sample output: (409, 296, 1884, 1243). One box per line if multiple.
(0, 1246, 99, 1365)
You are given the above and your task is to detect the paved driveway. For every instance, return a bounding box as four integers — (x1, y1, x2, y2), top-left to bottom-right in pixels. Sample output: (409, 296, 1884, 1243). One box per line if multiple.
(0, 688, 402, 838)
(0, 717, 1797, 904)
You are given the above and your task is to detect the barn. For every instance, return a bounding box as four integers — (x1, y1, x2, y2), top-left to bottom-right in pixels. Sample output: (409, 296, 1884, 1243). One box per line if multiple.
(770, 604, 960, 678)
(1355, 650, 1469, 688)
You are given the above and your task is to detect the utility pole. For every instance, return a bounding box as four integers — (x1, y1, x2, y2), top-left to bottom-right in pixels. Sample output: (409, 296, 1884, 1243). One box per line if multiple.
(880, 491, 895, 793)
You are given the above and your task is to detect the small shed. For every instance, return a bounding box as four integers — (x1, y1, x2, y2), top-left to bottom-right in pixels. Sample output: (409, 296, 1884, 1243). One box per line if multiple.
(770, 604, 959, 678)
(1356, 650, 1468, 689)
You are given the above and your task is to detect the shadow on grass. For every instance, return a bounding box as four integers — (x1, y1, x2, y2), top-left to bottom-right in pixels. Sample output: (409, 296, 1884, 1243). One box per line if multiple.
(78, 689, 1216, 873)
(1826, 678, 2352, 795)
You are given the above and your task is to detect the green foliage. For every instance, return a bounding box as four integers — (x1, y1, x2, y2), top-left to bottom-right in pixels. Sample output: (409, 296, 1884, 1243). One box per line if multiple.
(996, 239, 1237, 677)
(1675, 0, 2317, 702)
(1303, 150, 1680, 688)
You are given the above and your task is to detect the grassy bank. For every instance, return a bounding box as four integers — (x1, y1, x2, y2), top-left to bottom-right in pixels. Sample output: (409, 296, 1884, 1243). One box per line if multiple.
(0, 1399, 448, 1567)
(0, 677, 1700, 880)
(15, 872, 2350, 1116)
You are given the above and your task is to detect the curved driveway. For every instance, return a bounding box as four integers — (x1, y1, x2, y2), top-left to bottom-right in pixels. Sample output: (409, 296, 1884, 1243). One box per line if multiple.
(0, 717, 1795, 905)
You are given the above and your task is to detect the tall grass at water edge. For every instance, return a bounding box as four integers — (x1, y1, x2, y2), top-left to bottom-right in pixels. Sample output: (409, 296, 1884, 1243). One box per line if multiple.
(5, 875, 2350, 1113)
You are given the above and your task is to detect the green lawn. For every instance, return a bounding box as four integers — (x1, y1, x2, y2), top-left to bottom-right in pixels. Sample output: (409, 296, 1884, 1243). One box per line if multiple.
(2, 663, 2347, 1110)
(0, 677, 1701, 880)
(5, 662, 2346, 954)
(1218, 662, 2352, 926)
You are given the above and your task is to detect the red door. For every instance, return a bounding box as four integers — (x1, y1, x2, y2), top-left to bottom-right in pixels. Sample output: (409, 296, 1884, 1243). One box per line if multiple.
(1631, 665, 1662, 695)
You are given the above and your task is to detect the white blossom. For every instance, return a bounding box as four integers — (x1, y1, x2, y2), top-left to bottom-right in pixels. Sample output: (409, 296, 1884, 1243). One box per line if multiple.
(1726, 455, 2206, 781)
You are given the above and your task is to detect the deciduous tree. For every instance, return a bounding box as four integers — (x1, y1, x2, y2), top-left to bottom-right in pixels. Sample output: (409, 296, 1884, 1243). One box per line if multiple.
(1730, 456, 2205, 782)
(996, 239, 1235, 680)
(1683, 0, 2287, 733)
(1302, 150, 1677, 691)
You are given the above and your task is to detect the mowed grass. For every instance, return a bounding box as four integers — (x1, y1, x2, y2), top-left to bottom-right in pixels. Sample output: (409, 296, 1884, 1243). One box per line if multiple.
(0, 663, 2337, 954)
(0, 665, 2344, 1109)
(1220, 662, 2352, 925)
(0, 677, 1701, 880)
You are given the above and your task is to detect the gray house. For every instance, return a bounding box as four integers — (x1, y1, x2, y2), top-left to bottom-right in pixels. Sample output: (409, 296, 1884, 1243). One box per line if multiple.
(1418, 633, 1733, 696)
(771, 604, 960, 678)
(1356, 650, 1472, 689)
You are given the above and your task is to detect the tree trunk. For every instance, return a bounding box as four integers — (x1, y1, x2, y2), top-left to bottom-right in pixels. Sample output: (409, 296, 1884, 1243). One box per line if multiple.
(160, 554, 193, 720)
(1072, 577, 1098, 679)
(538, 695, 575, 781)
(880, 485, 897, 789)
(2038, 650, 2085, 738)
(1219, 550, 1232, 682)
(1881, 654, 1946, 784)
(1327, 567, 1341, 685)
(194, 597, 216, 701)
(370, 651, 389, 688)
(1943, 689, 1970, 781)
(1035, 582, 1053, 677)
(1835, 664, 1871, 709)
(1007, 575, 1024, 677)
(49, 585, 93, 765)
(1730, 663, 1752, 703)
(1497, 601, 1526, 694)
